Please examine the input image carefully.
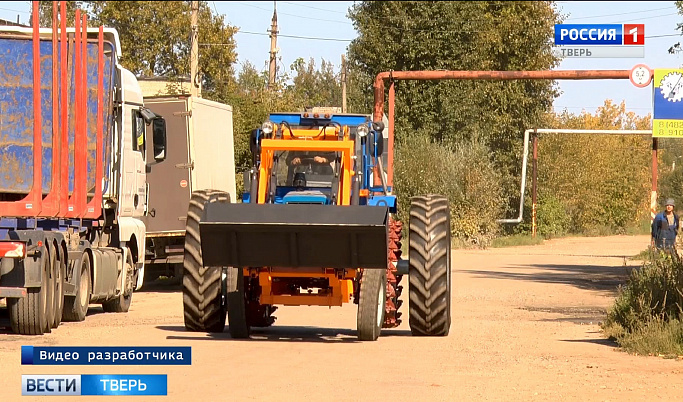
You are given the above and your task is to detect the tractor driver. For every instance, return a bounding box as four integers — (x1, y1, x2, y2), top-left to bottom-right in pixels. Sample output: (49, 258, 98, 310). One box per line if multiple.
(285, 150, 337, 186)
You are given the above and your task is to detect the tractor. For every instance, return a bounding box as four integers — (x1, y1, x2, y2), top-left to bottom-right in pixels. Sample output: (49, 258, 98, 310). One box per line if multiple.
(181, 110, 451, 340)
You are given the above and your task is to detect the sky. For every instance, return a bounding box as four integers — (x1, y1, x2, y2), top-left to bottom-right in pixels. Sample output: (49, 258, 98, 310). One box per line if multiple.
(1, 1, 681, 117)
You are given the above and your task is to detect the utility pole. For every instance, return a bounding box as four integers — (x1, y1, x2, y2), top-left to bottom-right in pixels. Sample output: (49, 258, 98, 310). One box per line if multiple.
(268, 1, 278, 89)
(190, 1, 200, 97)
(341, 54, 347, 113)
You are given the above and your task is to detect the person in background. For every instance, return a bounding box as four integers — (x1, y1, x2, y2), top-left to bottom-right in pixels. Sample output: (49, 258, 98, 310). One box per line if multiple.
(651, 198, 680, 251)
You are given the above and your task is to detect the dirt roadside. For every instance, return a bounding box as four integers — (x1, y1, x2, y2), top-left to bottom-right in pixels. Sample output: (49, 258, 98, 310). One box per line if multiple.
(1, 234, 680, 401)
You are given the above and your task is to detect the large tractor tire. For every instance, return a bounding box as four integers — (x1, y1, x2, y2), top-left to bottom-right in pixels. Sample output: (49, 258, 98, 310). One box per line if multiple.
(102, 249, 134, 313)
(63, 254, 92, 322)
(8, 246, 50, 335)
(357, 268, 387, 341)
(408, 195, 451, 336)
(182, 190, 230, 333)
(226, 266, 250, 339)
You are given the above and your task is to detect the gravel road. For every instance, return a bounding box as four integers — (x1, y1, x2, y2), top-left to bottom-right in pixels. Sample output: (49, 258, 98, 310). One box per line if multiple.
(1, 235, 681, 401)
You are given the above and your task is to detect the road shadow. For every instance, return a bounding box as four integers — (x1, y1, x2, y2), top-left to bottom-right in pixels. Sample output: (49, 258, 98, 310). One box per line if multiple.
(156, 325, 412, 343)
(561, 338, 619, 347)
(85, 306, 107, 317)
(468, 263, 636, 293)
(138, 278, 182, 294)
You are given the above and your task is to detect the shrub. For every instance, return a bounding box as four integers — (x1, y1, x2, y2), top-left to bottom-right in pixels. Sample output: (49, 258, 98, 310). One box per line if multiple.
(606, 252, 683, 332)
(516, 192, 571, 238)
(393, 135, 505, 246)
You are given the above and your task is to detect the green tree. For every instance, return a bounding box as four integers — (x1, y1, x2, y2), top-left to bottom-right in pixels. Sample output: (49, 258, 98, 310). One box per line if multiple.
(347, 1, 560, 148)
(535, 100, 652, 234)
(346, 1, 562, 215)
(286, 57, 342, 109)
(38, 1, 238, 99)
(37, 1, 82, 26)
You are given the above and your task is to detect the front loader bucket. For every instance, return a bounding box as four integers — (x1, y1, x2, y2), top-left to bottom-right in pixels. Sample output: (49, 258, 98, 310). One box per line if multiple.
(198, 203, 389, 269)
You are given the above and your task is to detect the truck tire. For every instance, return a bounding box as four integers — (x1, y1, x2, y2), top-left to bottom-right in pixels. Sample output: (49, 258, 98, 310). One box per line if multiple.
(226, 266, 249, 339)
(408, 195, 451, 336)
(51, 244, 65, 328)
(63, 254, 92, 322)
(357, 268, 386, 341)
(44, 246, 56, 333)
(8, 247, 49, 335)
(182, 190, 229, 332)
(102, 249, 134, 313)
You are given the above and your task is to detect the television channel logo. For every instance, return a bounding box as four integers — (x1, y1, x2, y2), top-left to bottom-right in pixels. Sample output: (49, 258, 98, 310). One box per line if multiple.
(22, 374, 167, 396)
(553, 24, 645, 58)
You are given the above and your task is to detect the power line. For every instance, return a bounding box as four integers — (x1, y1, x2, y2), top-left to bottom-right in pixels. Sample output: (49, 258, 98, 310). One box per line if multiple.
(564, 5, 675, 21)
(208, 30, 353, 42)
(212, 28, 680, 43)
(613, 12, 679, 24)
(554, 105, 652, 110)
(224, 2, 681, 38)
(233, 1, 352, 25)
(646, 33, 682, 39)
(280, 1, 347, 15)
(0, 5, 30, 15)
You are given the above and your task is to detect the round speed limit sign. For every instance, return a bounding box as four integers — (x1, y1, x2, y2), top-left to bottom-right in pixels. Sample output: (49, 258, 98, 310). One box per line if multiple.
(630, 64, 653, 88)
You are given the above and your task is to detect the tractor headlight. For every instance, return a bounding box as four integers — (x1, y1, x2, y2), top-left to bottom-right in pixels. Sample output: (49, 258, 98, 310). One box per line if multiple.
(261, 121, 274, 135)
(356, 124, 369, 137)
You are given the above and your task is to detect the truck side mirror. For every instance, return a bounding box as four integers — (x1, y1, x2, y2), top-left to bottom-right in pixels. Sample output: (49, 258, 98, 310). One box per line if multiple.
(152, 117, 167, 162)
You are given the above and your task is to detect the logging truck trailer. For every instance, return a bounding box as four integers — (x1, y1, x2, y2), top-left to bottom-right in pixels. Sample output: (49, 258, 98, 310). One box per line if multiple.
(0, 8, 167, 335)
(182, 110, 451, 341)
(142, 95, 236, 283)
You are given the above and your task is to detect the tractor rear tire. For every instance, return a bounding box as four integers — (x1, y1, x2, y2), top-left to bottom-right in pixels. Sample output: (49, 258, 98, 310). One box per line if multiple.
(182, 190, 230, 333)
(8, 247, 49, 335)
(226, 266, 250, 339)
(357, 268, 387, 341)
(408, 194, 451, 336)
(63, 254, 92, 322)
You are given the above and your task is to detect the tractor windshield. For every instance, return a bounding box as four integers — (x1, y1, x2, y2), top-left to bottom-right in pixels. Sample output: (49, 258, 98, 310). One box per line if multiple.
(275, 150, 338, 188)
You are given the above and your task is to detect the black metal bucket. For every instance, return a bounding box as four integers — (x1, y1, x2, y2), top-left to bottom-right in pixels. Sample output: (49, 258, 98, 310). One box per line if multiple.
(198, 203, 389, 269)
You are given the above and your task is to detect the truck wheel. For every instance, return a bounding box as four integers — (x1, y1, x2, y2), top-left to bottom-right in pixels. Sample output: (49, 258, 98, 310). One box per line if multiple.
(102, 250, 134, 313)
(182, 190, 229, 332)
(51, 245, 65, 328)
(63, 254, 92, 322)
(357, 268, 386, 341)
(8, 247, 49, 335)
(408, 195, 451, 336)
(226, 266, 249, 339)
(44, 247, 55, 334)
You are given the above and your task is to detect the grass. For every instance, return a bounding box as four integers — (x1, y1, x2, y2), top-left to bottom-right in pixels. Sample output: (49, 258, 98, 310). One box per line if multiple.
(603, 251, 683, 358)
(490, 234, 545, 248)
(603, 318, 683, 358)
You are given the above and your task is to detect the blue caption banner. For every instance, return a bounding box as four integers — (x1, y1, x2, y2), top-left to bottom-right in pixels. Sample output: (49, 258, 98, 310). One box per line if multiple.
(22, 374, 167, 396)
(554, 24, 623, 45)
(21, 346, 191, 365)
